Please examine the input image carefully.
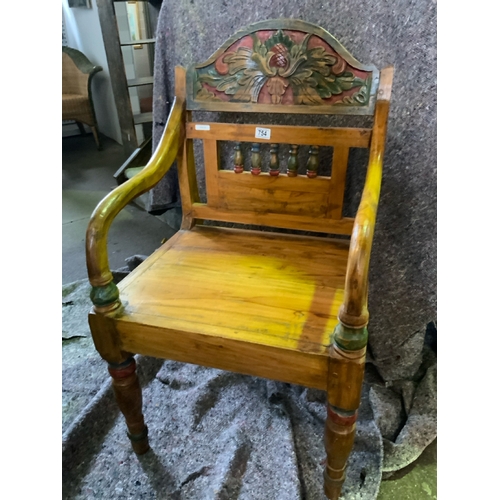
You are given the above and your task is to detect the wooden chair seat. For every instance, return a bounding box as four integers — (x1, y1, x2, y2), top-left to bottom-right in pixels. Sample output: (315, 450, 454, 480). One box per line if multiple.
(62, 94, 93, 125)
(98, 225, 349, 389)
(85, 20, 394, 499)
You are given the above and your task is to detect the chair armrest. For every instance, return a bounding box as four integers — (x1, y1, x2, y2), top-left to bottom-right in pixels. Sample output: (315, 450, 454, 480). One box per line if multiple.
(63, 47, 102, 98)
(63, 46, 103, 76)
(86, 97, 185, 310)
(339, 67, 394, 329)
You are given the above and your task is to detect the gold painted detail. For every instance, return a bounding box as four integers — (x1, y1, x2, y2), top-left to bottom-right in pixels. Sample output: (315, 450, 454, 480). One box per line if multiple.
(195, 30, 369, 106)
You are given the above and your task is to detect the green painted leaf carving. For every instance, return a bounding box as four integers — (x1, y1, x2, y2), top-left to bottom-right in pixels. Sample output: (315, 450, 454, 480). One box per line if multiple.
(264, 30, 295, 52)
(195, 30, 369, 106)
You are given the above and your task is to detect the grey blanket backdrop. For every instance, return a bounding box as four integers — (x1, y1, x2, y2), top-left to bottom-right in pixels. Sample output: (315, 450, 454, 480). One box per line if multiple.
(71, 1, 437, 498)
(148, 0, 437, 383)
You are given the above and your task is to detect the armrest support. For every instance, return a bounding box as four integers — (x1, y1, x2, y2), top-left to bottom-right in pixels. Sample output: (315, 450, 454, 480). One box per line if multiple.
(63, 46, 103, 75)
(338, 67, 394, 329)
(63, 47, 102, 97)
(86, 97, 185, 302)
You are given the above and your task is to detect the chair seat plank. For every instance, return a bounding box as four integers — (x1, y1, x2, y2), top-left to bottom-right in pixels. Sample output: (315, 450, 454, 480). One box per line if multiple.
(111, 226, 350, 388)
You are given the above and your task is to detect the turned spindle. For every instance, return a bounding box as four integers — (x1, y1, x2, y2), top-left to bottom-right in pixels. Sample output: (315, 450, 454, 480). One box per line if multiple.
(108, 357, 150, 455)
(233, 142, 244, 173)
(287, 144, 299, 177)
(269, 144, 280, 176)
(324, 324, 368, 500)
(251, 143, 262, 175)
(306, 145, 319, 178)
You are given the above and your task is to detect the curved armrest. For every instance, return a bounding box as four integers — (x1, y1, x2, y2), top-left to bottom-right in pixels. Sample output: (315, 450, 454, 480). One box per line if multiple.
(63, 47, 102, 100)
(339, 67, 393, 329)
(63, 46, 103, 76)
(86, 98, 185, 302)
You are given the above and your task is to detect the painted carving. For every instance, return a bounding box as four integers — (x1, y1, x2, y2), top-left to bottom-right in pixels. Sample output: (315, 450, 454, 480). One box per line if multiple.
(195, 30, 371, 106)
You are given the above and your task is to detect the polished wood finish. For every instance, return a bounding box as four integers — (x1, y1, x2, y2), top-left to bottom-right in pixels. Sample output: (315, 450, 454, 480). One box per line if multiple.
(203, 139, 220, 205)
(186, 122, 372, 148)
(287, 145, 299, 177)
(324, 405, 357, 500)
(217, 169, 331, 193)
(218, 172, 326, 216)
(233, 142, 244, 173)
(250, 143, 262, 175)
(108, 358, 149, 455)
(327, 344, 366, 412)
(85, 21, 393, 500)
(338, 66, 394, 329)
(189, 204, 355, 235)
(269, 143, 280, 176)
(323, 342, 367, 499)
(306, 146, 320, 178)
(105, 226, 349, 389)
(86, 91, 185, 291)
(327, 146, 350, 219)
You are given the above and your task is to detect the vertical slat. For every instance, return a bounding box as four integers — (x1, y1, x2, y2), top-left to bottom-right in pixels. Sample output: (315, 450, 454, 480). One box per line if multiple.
(177, 135, 200, 229)
(203, 139, 220, 206)
(288, 145, 299, 177)
(174, 67, 199, 229)
(234, 142, 244, 173)
(269, 144, 280, 176)
(327, 146, 350, 219)
(251, 143, 262, 175)
(306, 146, 319, 178)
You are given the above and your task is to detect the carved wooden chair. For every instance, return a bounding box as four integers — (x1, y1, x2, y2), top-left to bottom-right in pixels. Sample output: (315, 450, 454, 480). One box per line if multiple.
(62, 46, 103, 150)
(86, 20, 393, 499)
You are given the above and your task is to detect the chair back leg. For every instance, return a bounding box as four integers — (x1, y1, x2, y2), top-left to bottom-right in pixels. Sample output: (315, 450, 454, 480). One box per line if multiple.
(91, 125, 102, 150)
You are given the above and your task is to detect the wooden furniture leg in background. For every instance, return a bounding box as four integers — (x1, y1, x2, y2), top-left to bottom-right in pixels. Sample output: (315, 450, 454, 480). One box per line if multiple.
(108, 357, 150, 455)
(90, 125, 102, 150)
(76, 121, 86, 136)
(324, 324, 367, 500)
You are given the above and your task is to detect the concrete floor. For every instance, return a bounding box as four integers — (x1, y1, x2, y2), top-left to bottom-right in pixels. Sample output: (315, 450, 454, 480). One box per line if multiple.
(62, 132, 436, 498)
(62, 133, 176, 284)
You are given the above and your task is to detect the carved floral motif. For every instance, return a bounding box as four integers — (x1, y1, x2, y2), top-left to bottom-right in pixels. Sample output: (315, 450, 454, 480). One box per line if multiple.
(195, 30, 370, 106)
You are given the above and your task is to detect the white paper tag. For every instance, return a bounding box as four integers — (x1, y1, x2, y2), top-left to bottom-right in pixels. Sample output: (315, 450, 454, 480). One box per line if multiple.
(195, 124, 211, 131)
(255, 127, 271, 140)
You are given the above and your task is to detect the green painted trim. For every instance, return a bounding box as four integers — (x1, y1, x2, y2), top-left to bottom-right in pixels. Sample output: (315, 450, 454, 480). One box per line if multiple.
(90, 282, 120, 307)
(185, 19, 379, 115)
(332, 323, 368, 351)
(127, 425, 148, 442)
(63, 46, 103, 75)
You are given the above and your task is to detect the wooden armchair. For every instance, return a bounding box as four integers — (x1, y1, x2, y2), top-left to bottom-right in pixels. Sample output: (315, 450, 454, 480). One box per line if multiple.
(86, 20, 393, 500)
(62, 46, 103, 150)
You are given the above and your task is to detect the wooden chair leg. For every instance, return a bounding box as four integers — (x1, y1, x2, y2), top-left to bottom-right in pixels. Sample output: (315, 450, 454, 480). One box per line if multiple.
(90, 125, 102, 150)
(76, 121, 86, 135)
(324, 324, 367, 499)
(108, 357, 150, 455)
(324, 405, 357, 499)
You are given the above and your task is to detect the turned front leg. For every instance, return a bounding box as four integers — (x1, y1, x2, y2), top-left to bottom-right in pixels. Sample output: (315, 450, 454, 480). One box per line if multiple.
(324, 324, 367, 500)
(108, 357, 150, 455)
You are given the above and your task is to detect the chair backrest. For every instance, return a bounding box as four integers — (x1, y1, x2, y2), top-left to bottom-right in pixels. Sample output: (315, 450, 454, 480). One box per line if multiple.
(176, 19, 391, 236)
(62, 50, 88, 96)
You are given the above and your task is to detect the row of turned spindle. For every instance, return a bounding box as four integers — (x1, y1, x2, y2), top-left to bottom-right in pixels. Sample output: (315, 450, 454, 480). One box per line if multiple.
(233, 142, 319, 178)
